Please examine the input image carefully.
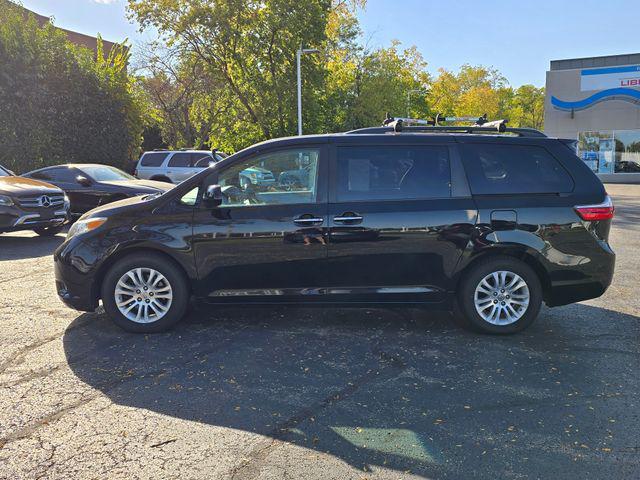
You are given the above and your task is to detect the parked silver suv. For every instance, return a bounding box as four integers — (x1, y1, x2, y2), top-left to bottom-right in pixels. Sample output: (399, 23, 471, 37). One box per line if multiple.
(134, 149, 226, 184)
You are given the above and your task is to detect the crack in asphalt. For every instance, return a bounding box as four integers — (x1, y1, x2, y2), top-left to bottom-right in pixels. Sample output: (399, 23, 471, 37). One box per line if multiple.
(0, 314, 96, 377)
(0, 267, 52, 285)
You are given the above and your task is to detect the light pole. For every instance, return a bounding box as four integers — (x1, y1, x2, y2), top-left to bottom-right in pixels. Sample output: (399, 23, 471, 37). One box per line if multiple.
(297, 46, 319, 136)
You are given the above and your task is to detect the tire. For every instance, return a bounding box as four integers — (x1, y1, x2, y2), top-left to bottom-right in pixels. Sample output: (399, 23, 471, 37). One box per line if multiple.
(150, 176, 173, 184)
(101, 253, 189, 333)
(457, 256, 543, 334)
(33, 225, 64, 236)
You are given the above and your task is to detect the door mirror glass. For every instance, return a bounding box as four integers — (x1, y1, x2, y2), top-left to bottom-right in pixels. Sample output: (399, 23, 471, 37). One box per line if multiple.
(76, 175, 92, 187)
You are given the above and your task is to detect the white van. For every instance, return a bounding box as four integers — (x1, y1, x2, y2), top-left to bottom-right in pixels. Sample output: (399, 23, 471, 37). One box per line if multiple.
(134, 150, 226, 184)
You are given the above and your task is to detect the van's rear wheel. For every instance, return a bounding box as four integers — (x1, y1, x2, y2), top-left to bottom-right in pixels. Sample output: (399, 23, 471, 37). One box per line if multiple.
(101, 253, 189, 333)
(150, 176, 173, 184)
(457, 257, 542, 334)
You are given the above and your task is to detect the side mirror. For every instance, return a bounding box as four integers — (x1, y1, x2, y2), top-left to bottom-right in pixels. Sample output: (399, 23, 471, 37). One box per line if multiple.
(76, 175, 92, 187)
(203, 184, 223, 208)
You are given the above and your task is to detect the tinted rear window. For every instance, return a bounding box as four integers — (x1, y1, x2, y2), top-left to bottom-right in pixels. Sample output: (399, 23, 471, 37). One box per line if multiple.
(460, 144, 574, 194)
(140, 152, 168, 167)
(168, 153, 192, 167)
(336, 146, 451, 201)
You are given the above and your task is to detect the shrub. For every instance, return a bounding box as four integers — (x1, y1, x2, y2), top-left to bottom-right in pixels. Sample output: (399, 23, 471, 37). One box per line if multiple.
(0, 2, 144, 173)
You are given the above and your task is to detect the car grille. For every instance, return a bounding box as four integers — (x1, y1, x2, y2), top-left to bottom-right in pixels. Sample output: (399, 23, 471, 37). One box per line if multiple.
(16, 194, 66, 209)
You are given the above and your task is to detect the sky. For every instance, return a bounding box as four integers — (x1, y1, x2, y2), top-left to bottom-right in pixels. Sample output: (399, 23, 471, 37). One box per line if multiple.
(17, 0, 640, 88)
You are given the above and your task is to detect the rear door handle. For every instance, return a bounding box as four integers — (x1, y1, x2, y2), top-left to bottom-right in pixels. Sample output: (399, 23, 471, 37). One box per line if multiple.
(333, 214, 363, 223)
(294, 216, 324, 226)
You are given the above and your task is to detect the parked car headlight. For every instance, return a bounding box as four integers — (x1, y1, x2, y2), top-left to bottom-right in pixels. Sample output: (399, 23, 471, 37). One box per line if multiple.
(67, 217, 107, 239)
(63, 194, 70, 210)
(0, 195, 14, 207)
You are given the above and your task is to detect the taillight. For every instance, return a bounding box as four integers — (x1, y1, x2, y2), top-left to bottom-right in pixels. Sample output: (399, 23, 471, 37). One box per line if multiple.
(575, 196, 614, 221)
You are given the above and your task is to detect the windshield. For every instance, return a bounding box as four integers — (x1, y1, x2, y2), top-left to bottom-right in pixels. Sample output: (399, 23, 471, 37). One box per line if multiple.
(0, 166, 11, 177)
(81, 165, 135, 182)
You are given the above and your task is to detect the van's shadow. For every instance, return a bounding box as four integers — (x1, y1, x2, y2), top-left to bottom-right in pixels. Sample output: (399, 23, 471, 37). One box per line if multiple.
(63, 303, 640, 478)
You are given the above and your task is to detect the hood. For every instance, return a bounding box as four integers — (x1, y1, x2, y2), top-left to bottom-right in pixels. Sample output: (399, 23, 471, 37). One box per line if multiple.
(100, 179, 174, 192)
(1, 176, 63, 195)
(80, 193, 159, 220)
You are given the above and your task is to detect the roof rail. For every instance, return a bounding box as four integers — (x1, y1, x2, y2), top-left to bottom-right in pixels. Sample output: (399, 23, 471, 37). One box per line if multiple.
(347, 125, 546, 137)
(346, 113, 546, 138)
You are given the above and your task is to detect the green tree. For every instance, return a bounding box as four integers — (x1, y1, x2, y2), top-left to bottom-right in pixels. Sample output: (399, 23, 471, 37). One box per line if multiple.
(323, 41, 431, 131)
(430, 64, 509, 119)
(507, 84, 545, 130)
(130, 0, 545, 152)
(128, 0, 332, 152)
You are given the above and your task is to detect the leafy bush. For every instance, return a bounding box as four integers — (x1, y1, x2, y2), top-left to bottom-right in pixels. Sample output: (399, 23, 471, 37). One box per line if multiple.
(0, 2, 144, 173)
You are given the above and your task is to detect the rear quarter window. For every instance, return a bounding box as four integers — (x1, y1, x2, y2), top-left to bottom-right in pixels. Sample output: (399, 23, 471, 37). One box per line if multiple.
(460, 144, 574, 194)
(140, 152, 169, 167)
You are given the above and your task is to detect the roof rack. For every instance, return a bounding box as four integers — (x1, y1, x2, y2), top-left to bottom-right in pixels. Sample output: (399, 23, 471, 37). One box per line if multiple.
(346, 113, 546, 138)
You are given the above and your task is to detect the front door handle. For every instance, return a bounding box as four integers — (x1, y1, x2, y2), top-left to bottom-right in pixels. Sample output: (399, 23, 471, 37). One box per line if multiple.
(333, 214, 363, 224)
(294, 216, 324, 226)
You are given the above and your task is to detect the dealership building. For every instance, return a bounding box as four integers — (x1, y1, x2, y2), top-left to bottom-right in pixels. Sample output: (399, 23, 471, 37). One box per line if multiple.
(544, 53, 640, 182)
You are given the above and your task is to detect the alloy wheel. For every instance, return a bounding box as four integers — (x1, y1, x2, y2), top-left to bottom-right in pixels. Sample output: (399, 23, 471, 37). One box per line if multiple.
(114, 267, 173, 324)
(473, 270, 530, 325)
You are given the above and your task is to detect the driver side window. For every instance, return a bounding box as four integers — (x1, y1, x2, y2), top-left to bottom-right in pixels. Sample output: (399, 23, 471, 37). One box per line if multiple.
(217, 148, 319, 207)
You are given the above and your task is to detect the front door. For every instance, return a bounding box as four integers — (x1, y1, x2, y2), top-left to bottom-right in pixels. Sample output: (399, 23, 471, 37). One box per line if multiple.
(326, 143, 477, 302)
(192, 145, 328, 300)
(43, 167, 102, 215)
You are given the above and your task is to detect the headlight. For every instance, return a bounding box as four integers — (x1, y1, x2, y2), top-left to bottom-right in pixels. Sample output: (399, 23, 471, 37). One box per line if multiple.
(67, 217, 107, 239)
(0, 195, 14, 207)
(63, 194, 70, 209)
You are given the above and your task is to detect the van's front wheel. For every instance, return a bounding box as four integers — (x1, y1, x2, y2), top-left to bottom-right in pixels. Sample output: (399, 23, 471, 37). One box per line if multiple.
(101, 253, 189, 333)
(457, 257, 542, 334)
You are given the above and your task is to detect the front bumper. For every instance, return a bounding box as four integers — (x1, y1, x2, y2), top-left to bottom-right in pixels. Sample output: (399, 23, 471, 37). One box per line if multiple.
(1, 205, 68, 232)
(54, 240, 100, 312)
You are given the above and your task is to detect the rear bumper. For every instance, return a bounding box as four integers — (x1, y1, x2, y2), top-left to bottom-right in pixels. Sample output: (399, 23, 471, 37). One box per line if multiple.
(546, 245, 615, 307)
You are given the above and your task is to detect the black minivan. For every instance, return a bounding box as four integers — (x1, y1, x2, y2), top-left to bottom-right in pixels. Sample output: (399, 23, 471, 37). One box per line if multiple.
(54, 124, 615, 334)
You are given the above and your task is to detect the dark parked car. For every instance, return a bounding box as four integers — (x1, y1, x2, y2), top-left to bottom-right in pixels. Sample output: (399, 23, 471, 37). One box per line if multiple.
(24, 164, 172, 217)
(0, 164, 69, 236)
(54, 125, 615, 334)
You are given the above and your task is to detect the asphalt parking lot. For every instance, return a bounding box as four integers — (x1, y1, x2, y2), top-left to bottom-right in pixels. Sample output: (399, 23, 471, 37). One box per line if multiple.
(0, 185, 638, 480)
